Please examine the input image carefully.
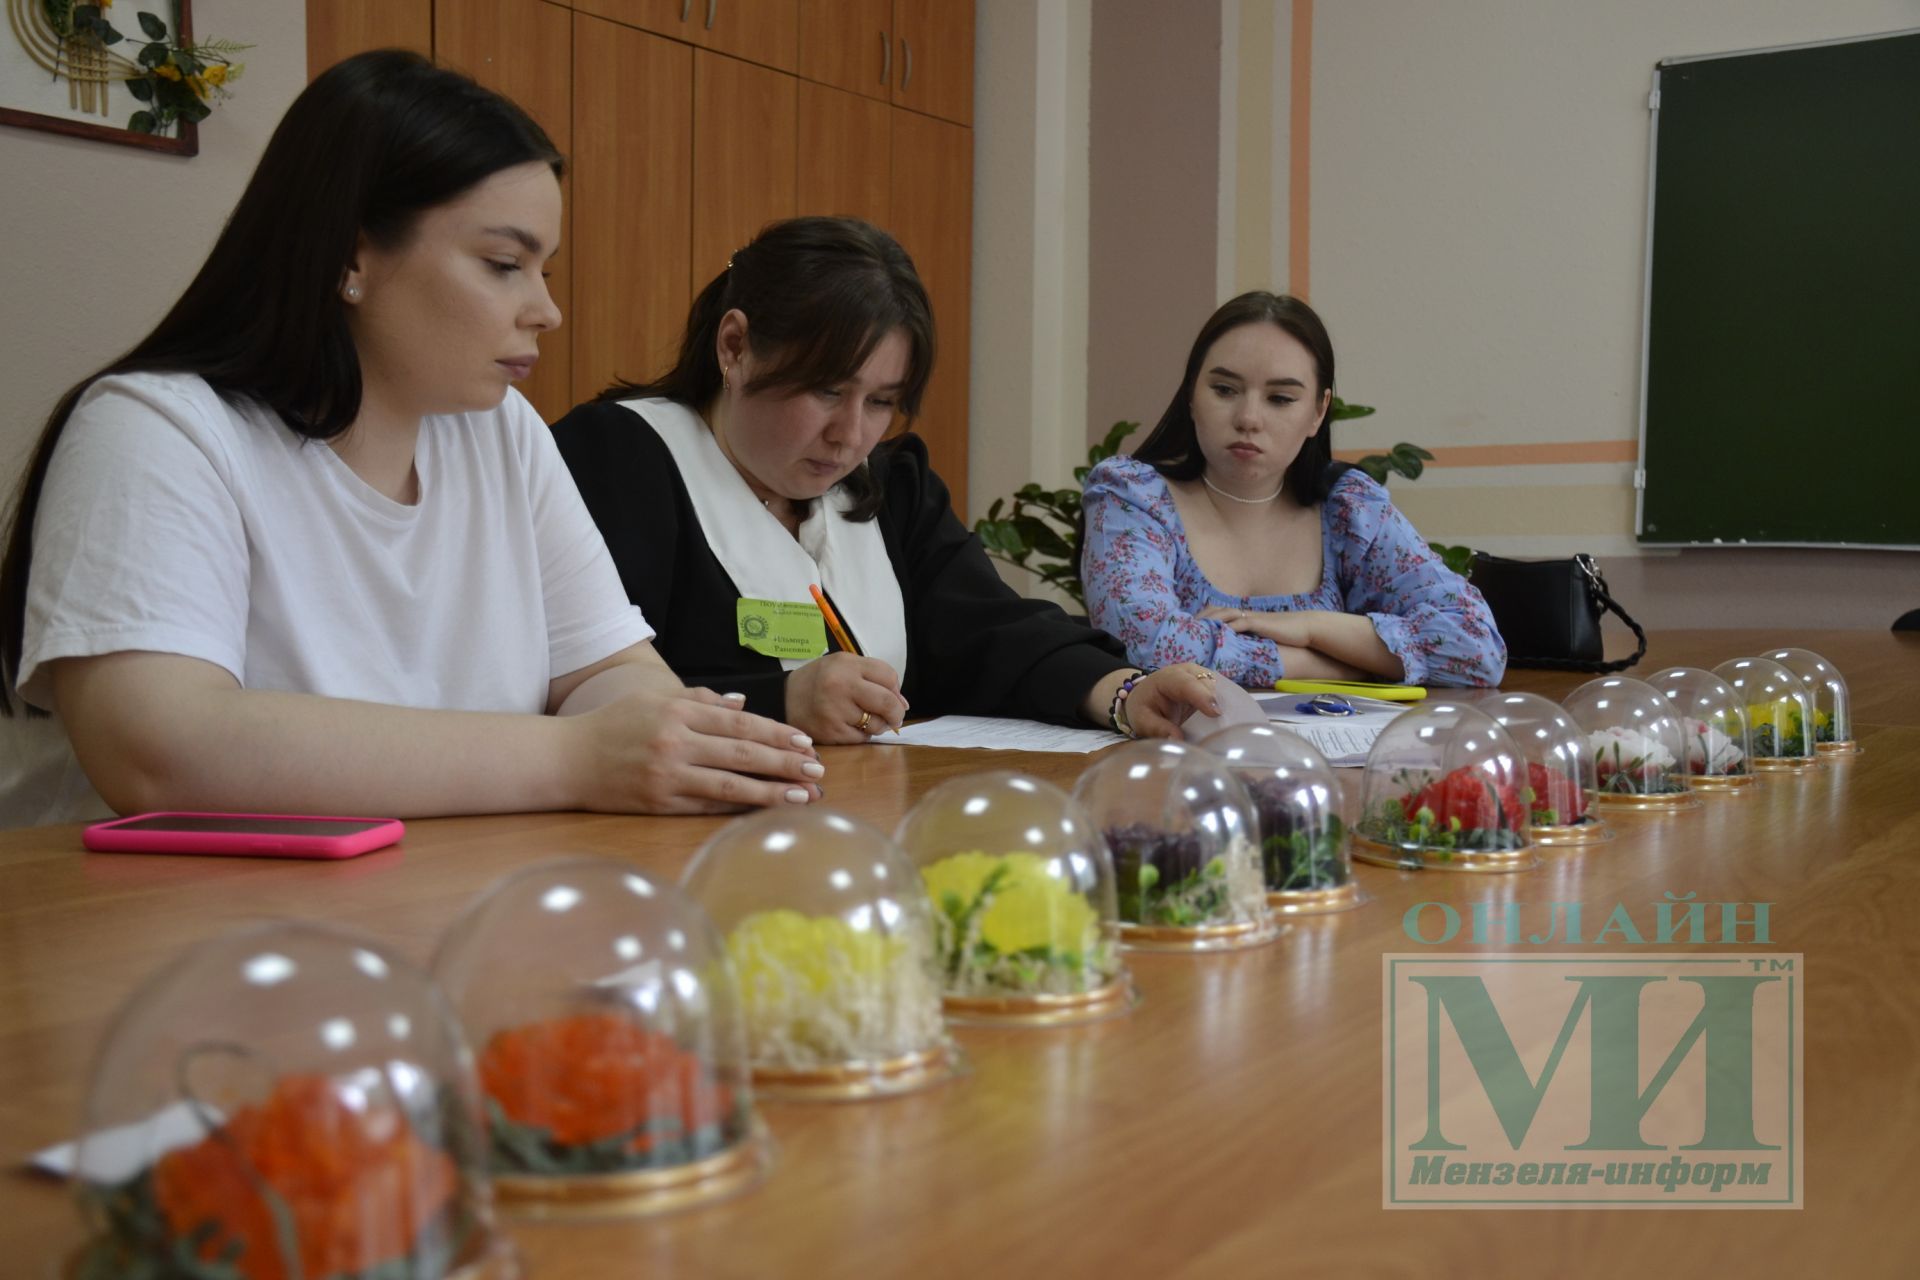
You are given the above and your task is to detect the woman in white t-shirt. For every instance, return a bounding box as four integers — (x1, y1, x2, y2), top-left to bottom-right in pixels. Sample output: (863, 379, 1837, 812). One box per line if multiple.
(0, 50, 823, 826)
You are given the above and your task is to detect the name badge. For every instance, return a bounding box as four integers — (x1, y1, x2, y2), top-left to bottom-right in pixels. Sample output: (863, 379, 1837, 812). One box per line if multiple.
(736, 597, 828, 660)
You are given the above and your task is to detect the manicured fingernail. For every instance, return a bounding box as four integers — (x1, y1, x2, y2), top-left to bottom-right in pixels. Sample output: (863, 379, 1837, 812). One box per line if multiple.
(791, 733, 812, 749)
(722, 691, 747, 702)
(1210, 702, 1221, 715)
(785, 788, 810, 803)
(802, 762, 826, 778)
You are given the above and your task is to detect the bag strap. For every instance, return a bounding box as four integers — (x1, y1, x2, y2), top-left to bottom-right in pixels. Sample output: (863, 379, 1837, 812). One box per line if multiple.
(1509, 555, 1649, 673)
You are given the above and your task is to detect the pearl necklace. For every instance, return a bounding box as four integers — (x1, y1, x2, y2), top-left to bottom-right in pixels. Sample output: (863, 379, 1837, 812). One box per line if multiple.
(1203, 473, 1283, 504)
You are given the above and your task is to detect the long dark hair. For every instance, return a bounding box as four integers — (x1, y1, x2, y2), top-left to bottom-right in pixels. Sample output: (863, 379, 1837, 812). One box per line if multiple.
(1131, 291, 1349, 506)
(603, 216, 936, 521)
(0, 50, 563, 715)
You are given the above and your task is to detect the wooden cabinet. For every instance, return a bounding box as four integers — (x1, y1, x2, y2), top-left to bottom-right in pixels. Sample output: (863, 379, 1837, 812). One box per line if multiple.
(797, 82, 890, 226)
(573, 0, 797, 72)
(889, 108, 971, 513)
(306, 0, 430, 77)
(436, 1, 575, 423)
(692, 52, 799, 286)
(797, 0, 970, 125)
(796, 0, 891, 100)
(571, 16, 694, 398)
(890, 0, 971, 126)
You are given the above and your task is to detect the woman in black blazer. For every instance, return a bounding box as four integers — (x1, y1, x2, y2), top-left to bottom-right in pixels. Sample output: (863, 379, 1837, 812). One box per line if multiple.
(550, 217, 1222, 744)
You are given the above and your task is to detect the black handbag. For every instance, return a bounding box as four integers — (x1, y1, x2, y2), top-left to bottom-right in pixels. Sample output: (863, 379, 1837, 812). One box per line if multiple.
(1467, 552, 1647, 673)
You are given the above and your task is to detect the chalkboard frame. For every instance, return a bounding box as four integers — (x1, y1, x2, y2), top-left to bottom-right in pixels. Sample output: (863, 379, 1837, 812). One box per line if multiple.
(1635, 28, 1920, 550)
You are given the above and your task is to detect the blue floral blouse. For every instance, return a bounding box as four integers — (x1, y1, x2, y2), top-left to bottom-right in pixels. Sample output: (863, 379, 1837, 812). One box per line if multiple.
(1081, 457, 1506, 687)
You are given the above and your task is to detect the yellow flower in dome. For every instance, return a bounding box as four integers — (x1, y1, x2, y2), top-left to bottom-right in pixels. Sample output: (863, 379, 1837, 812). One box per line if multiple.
(1813, 707, 1831, 729)
(1747, 700, 1803, 732)
(920, 850, 998, 912)
(153, 62, 182, 81)
(923, 851, 1097, 957)
(727, 908, 902, 998)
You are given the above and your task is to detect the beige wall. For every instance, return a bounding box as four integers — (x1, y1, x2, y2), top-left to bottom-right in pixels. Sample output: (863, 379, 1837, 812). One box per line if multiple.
(1084, 0, 1222, 449)
(0, 1, 307, 493)
(970, 0, 1091, 533)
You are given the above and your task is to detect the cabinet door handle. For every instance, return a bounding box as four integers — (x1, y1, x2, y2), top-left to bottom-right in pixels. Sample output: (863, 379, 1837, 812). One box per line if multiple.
(681, 0, 690, 20)
(881, 29, 892, 85)
(901, 37, 912, 89)
(707, 0, 718, 30)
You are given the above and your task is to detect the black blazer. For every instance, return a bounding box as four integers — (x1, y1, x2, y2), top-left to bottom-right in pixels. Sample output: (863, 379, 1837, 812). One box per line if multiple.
(550, 400, 1130, 724)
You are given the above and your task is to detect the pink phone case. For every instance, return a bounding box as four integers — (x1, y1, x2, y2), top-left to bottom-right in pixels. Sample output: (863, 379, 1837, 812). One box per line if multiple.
(82, 812, 406, 860)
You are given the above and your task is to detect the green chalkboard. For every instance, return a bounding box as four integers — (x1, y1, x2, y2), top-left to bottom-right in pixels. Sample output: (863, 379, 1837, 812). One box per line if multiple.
(1640, 31, 1920, 547)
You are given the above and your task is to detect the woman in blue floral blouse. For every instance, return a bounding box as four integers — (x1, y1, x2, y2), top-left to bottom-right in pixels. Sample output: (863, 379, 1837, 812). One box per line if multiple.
(1081, 292, 1505, 689)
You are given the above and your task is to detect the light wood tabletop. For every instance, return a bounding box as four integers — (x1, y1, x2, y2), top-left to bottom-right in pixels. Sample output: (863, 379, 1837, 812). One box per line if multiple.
(2, 629, 1915, 1278)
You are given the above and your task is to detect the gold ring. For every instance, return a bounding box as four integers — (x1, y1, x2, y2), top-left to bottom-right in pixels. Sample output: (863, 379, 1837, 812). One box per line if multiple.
(857, 711, 873, 732)
(1195, 669, 1214, 681)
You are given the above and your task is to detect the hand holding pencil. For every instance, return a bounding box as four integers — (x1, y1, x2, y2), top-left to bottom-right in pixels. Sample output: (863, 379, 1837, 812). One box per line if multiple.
(785, 585, 908, 742)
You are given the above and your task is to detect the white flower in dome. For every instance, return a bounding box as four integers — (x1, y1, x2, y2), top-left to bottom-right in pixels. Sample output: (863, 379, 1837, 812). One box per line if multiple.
(1587, 725, 1676, 773)
(1684, 718, 1745, 773)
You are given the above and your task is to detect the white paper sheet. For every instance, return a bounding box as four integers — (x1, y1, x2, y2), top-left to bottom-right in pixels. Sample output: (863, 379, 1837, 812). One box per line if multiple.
(881, 716, 1127, 754)
(1256, 699, 1411, 766)
(29, 1100, 218, 1181)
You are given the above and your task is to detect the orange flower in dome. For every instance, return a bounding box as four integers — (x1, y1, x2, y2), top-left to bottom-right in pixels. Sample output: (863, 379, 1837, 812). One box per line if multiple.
(151, 1074, 458, 1280)
(478, 1011, 733, 1151)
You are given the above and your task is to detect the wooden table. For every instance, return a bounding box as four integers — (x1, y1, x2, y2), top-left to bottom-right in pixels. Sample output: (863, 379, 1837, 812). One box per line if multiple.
(3, 630, 1916, 1278)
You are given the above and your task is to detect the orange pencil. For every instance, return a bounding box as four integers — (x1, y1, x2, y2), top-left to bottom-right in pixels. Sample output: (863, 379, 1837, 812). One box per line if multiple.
(808, 583, 862, 656)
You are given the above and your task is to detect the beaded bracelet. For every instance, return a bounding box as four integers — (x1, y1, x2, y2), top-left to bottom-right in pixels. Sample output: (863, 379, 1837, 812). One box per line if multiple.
(1108, 669, 1148, 738)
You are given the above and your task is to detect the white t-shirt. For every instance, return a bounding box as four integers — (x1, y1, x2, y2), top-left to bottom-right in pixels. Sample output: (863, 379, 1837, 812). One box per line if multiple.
(3, 372, 652, 827)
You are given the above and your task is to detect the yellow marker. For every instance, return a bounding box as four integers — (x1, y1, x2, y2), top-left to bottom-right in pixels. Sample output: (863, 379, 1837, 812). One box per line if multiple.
(1272, 678, 1428, 702)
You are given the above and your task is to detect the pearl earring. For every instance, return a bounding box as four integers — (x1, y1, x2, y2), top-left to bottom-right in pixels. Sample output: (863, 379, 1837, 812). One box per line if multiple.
(344, 284, 362, 302)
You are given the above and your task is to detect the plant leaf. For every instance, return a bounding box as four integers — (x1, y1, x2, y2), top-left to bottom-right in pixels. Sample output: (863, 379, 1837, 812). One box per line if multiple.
(128, 110, 156, 133)
(138, 10, 166, 39)
(126, 76, 153, 101)
(1012, 516, 1071, 559)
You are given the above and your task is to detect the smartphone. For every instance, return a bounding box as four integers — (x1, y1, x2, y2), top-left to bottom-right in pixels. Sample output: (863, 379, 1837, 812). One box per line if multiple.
(82, 812, 405, 860)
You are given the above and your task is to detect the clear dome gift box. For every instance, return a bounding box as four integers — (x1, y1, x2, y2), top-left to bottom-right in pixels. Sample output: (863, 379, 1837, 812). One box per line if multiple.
(1562, 676, 1701, 811)
(1350, 702, 1539, 871)
(893, 772, 1133, 1026)
(1478, 692, 1614, 845)
(1761, 646, 1860, 757)
(1198, 723, 1367, 912)
(432, 859, 770, 1217)
(679, 808, 957, 1101)
(1647, 667, 1756, 793)
(1070, 740, 1280, 952)
(71, 921, 511, 1280)
(1712, 657, 1818, 773)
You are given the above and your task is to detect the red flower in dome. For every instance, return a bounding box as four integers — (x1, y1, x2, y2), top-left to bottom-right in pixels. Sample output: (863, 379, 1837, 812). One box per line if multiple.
(152, 1074, 458, 1280)
(479, 1012, 732, 1151)
(1525, 761, 1587, 823)
(1401, 764, 1527, 832)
